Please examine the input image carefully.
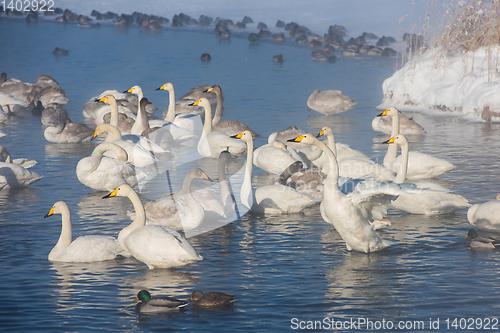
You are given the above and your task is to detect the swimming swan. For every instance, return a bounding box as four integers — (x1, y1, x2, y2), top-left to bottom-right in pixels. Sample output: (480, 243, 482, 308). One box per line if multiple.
(205, 84, 259, 139)
(92, 124, 159, 167)
(289, 133, 396, 252)
(103, 183, 203, 269)
(139, 168, 212, 231)
(253, 140, 301, 174)
(123, 85, 148, 135)
(307, 89, 357, 115)
(193, 98, 247, 158)
(384, 134, 470, 215)
(0, 159, 43, 188)
(231, 131, 318, 214)
(44, 201, 124, 262)
(373, 106, 425, 135)
(378, 107, 454, 180)
(76, 142, 139, 191)
(467, 193, 500, 231)
(44, 118, 94, 143)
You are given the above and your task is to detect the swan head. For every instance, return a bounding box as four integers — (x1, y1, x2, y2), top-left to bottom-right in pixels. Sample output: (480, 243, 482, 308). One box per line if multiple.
(91, 124, 110, 140)
(378, 106, 398, 117)
(382, 134, 407, 145)
(316, 126, 333, 138)
(230, 130, 253, 143)
(97, 95, 117, 105)
(102, 183, 134, 199)
(204, 85, 221, 94)
(287, 133, 317, 145)
(189, 167, 214, 182)
(123, 85, 142, 95)
(132, 290, 151, 303)
(44, 201, 68, 218)
(190, 97, 210, 108)
(156, 82, 174, 91)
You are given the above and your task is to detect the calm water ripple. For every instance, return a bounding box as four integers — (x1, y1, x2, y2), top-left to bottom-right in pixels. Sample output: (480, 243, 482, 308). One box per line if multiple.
(2, 15, 500, 332)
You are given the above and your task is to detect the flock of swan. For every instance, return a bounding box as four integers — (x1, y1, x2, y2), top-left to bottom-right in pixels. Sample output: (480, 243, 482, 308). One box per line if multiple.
(1, 70, 499, 273)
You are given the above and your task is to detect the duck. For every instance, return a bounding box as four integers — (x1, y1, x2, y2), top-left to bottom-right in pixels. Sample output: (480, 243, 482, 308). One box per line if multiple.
(132, 290, 187, 313)
(316, 127, 395, 182)
(137, 168, 213, 231)
(373, 106, 425, 135)
(377, 107, 454, 180)
(76, 142, 140, 192)
(384, 134, 470, 215)
(467, 193, 500, 231)
(92, 124, 159, 168)
(156, 82, 203, 137)
(307, 89, 358, 115)
(44, 201, 124, 262)
(289, 134, 397, 252)
(44, 118, 94, 143)
(205, 84, 259, 139)
(231, 131, 318, 214)
(193, 98, 247, 158)
(187, 290, 236, 307)
(465, 229, 500, 249)
(103, 183, 203, 269)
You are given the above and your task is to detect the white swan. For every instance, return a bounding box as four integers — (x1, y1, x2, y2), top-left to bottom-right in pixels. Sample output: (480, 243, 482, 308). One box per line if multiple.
(308, 126, 370, 170)
(103, 184, 203, 269)
(467, 193, 500, 231)
(373, 106, 425, 135)
(0, 155, 43, 188)
(92, 124, 159, 168)
(253, 141, 300, 174)
(307, 89, 357, 115)
(193, 98, 247, 158)
(316, 127, 395, 181)
(206, 84, 259, 139)
(76, 142, 139, 191)
(385, 134, 470, 215)
(157, 82, 204, 137)
(0, 144, 37, 169)
(231, 131, 318, 214)
(44, 201, 124, 262)
(124, 85, 148, 135)
(378, 107, 454, 180)
(44, 118, 94, 143)
(139, 168, 212, 231)
(0, 91, 28, 114)
(289, 133, 396, 252)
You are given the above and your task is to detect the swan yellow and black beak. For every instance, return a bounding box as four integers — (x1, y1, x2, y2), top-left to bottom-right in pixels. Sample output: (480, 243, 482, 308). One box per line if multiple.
(382, 137, 396, 144)
(201, 171, 214, 182)
(204, 86, 214, 93)
(188, 99, 201, 107)
(44, 206, 55, 218)
(288, 135, 305, 142)
(316, 129, 325, 138)
(156, 84, 166, 91)
(103, 188, 119, 199)
(377, 109, 389, 117)
(230, 132, 244, 139)
(123, 87, 133, 93)
(90, 129, 100, 141)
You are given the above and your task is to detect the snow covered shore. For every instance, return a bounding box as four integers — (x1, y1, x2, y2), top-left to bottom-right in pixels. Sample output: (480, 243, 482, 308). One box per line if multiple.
(378, 45, 500, 122)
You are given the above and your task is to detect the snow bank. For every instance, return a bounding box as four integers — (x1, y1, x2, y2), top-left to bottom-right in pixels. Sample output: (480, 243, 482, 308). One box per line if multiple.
(378, 47, 500, 122)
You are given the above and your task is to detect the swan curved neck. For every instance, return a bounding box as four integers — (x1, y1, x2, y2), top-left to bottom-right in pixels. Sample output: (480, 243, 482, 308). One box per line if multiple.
(102, 124, 122, 142)
(164, 88, 176, 123)
(118, 190, 146, 248)
(131, 98, 147, 135)
(202, 102, 212, 134)
(326, 132, 337, 156)
(212, 92, 223, 126)
(395, 140, 408, 184)
(241, 138, 255, 210)
(108, 98, 119, 128)
(315, 138, 339, 183)
(50, 204, 72, 259)
(384, 112, 400, 167)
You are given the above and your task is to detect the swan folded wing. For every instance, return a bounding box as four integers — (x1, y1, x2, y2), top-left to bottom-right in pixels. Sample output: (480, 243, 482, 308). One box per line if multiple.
(54, 235, 123, 262)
